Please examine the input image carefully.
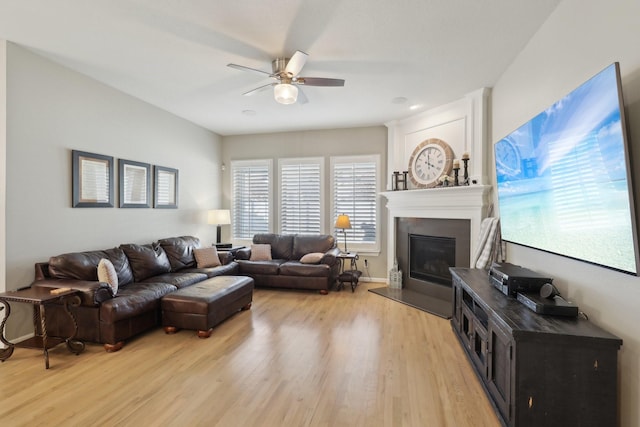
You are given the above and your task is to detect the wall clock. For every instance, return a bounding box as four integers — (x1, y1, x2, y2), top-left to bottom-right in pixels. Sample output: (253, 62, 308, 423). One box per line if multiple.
(408, 138, 454, 188)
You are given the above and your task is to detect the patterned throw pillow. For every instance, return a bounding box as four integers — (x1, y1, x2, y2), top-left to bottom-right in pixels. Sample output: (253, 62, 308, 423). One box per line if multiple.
(193, 247, 222, 268)
(97, 258, 118, 296)
(300, 252, 324, 264)
(250, 244, 272, 261)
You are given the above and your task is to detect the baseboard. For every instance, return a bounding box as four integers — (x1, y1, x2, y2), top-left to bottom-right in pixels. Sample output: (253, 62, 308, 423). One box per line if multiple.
(359, 276, 386, 283)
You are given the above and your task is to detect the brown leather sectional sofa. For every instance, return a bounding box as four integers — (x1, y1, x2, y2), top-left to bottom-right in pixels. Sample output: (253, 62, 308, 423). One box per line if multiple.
(31, 236, 237, 352)
(235, 233, 340, 294)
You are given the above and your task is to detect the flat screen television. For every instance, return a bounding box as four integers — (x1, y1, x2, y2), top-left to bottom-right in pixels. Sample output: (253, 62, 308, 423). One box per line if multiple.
(494, 62, 640, 275)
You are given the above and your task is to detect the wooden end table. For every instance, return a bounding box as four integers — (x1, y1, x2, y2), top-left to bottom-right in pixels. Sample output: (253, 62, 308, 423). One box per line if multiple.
(336, 252, 362, 292)
(0, 287, 85, 369)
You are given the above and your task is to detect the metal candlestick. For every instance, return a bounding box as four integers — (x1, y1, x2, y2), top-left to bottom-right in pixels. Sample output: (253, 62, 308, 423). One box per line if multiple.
(462, 158, 469, 185)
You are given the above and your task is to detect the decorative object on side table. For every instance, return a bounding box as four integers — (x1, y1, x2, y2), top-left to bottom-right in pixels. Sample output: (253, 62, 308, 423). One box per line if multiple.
(334, 214, 351, 252)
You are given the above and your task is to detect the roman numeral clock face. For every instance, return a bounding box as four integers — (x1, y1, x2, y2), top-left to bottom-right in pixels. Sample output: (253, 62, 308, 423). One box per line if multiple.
(408, 138, 454, 188)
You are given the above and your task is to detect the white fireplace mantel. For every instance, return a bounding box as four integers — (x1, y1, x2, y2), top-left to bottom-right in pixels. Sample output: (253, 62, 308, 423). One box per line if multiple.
(381, 185, 493, 270)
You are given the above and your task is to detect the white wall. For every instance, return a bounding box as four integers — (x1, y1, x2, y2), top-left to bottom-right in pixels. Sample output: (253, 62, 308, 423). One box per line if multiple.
(4, 44, 223, 339)
(221, 126, 388, 280)
(492, 1, 640, 425)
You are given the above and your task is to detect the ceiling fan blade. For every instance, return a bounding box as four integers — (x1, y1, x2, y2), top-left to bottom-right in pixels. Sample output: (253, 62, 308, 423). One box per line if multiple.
(243, 83, 276, 96)
(284, 50, 308, 77)
(297, 87, 309, 105)
(228, 63, 272, 77)
(296, 77, 345, 87)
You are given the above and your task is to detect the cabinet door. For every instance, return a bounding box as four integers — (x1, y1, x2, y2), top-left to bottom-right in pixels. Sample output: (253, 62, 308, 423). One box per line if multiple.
(471, 322, 488, 378)
(487, 321, 512, 423)
(460, 305, 474, 352)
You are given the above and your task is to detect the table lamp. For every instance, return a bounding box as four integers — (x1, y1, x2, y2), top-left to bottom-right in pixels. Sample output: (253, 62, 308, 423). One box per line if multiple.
(208, 209, 231, 245)
(335, 214, 352, 253)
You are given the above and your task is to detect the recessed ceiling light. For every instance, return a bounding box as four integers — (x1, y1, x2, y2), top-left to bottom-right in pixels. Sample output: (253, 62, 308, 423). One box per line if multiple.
(242, 110, 256, 116)
(409, 104, 422, 111)
(391, 97, 408, 105)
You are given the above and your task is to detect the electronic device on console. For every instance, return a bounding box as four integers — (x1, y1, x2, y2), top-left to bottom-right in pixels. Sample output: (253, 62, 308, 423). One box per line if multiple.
(488, 262, 552, 296)
(517, 283, 579, 317)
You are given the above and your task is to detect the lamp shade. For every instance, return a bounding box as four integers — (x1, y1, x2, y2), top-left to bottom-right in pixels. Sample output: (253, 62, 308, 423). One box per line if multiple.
(207, 209, 231, 225)
(274, 83, 298, 104)
(335, 214, 352, 229)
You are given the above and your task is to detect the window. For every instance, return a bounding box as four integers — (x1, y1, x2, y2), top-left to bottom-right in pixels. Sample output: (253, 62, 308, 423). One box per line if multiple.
(231, 160, 272, 240)
(331, 155, 380, 252)
(279, 158, 324, 235)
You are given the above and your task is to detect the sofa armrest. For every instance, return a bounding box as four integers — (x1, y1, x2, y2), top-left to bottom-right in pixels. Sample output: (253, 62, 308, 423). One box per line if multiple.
(320, 247, 341, 266)
(234, 247, 251, 260)
(31, 279, 113, 307)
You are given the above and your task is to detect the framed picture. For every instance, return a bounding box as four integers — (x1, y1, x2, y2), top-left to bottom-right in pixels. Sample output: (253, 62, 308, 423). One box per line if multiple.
(72, 150, 114, 208)
(154, 166, 179, 209)
(119, 159, 151, 208)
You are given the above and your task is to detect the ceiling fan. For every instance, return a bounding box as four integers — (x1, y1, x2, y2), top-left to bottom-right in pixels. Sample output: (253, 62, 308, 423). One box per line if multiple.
(227, 51, 345, 105)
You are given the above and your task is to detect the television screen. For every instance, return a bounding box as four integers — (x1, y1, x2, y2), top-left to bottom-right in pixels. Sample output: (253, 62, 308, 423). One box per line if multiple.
(494, 62, 640, 275)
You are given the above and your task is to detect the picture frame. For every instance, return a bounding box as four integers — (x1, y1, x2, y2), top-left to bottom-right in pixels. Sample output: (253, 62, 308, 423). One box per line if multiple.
(154, 165, 179, 209)
(119, 159, 151, 208)
(72, 150, 114, 208)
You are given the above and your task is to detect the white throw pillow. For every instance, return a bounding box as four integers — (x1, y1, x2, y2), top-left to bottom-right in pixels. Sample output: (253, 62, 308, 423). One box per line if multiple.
(97, 258, 118, 296)
(193, 247, 222, 268)
(250, 244, 272, 261)
(300, 252, 324, 264)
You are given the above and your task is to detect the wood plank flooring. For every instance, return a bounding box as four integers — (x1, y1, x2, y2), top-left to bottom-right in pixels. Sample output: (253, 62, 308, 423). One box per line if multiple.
(0, 282, 500, 427)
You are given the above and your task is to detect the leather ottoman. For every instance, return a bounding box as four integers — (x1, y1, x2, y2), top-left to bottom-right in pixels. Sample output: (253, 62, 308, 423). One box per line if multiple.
(161, 276, 254, 338)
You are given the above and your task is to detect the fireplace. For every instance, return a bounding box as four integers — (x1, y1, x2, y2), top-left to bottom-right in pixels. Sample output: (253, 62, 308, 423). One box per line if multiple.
(409, 234, 456, 286)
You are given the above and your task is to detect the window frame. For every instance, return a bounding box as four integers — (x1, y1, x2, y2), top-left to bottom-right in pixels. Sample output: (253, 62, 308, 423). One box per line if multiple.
(330, 154, 381, 255)
(230, 159, 273, 243)
(278, 157, 325, 235)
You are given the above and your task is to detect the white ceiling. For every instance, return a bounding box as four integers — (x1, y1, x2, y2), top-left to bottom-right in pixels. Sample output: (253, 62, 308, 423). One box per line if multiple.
(0, 0, 561, 136)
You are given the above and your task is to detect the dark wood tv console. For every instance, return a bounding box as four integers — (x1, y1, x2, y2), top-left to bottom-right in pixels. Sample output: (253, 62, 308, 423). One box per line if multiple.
(450, 268, 622, 427)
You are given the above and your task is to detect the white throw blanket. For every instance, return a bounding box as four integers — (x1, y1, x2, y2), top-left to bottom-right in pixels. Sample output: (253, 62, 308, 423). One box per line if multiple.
(471, 217, 505, 269)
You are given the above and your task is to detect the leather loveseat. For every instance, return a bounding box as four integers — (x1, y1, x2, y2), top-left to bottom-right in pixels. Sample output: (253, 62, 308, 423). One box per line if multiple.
(30, 236, 237, 352)
(234, 233, 340, 294)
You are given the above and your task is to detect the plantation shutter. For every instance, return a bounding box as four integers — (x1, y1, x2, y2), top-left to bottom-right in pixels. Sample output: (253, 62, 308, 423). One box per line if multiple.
(332, 157, 378, 245)
(280, 159, 323, 235)
(231, 160, 271, 239)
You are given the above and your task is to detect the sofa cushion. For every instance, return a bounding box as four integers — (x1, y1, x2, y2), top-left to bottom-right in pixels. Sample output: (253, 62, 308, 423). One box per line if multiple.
(182, 261, 240, 278)
(292, 235, 335, 260)
(140, 272, 208, 289)
(253, 234, 294, 260)
(237, 259, 284, 275)
(120, 243, 172, 282)
(279, 261, 331, 277)
(48, 247, 134, 286)
(157, 236, 201, 271)
(97, 258, 119, 295)
(250, 244, 272, 261)
(99, 282, 177, 323)
(300, 252, 324, 264)
(193, 247, 221, 268)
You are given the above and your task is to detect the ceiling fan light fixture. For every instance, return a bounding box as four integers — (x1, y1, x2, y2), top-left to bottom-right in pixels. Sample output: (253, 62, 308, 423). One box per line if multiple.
(274, 83, 298, 104)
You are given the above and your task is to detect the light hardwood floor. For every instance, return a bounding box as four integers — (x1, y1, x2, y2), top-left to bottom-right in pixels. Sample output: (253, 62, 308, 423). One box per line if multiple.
(0, 282, 500, 427)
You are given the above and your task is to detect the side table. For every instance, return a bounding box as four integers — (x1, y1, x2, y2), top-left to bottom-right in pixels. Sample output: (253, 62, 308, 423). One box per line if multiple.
(0, 287, 85, 369)
(336, 252, 362, 292)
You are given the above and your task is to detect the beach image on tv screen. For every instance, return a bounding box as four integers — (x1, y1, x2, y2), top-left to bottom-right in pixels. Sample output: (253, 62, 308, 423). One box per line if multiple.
(495, 63, 638, 274)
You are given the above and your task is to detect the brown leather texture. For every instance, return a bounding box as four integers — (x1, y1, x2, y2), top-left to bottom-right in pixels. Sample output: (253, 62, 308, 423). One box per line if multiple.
(237, 234, 339, 292)
(120, 243, 172, 282)
(48, 247, 134, 286)
(291, 234, 335, 260)
(30, 236, 249, 347)
(253, 233, 294, 259)
(157, 236, 201, 271)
